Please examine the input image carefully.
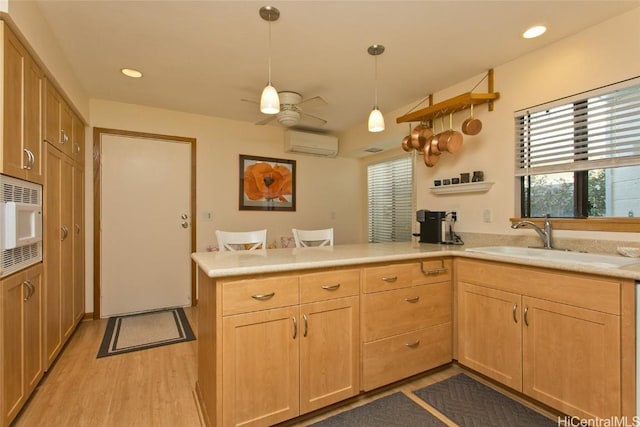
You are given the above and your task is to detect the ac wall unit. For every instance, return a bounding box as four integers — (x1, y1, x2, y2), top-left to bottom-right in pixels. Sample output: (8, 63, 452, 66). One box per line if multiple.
(284, 130, 338, 157)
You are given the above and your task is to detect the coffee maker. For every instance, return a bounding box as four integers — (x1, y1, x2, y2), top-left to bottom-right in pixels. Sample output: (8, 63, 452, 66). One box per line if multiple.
(416, 210, 458, 244)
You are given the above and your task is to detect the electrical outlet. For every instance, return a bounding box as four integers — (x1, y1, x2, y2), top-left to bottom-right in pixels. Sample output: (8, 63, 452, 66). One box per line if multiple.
(449, 210, 458, 221)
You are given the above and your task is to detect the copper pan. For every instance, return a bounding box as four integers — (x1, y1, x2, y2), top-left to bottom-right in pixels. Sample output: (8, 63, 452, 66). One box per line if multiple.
(410, 123, 433, 150)
(461, 104, 482, 136)
(438, 113, 463, 154)
(422, 136, 440, 167)
(401, 135, 413, 152)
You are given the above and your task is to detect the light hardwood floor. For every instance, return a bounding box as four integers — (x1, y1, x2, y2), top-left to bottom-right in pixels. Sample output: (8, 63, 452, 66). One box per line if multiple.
(14, 306, 556, 427)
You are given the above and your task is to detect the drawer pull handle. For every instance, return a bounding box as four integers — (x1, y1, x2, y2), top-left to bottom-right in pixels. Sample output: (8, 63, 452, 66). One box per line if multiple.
(251, 292, 275, 301)
(321, 283, 341, 291)
(512, 304, 518, 323)
(421, 259, 448, 276)
(524, 306, 529, 326)
(405, 340, 420, 348)
(382, 276, 398, 283)
(405, 296, 420, 303)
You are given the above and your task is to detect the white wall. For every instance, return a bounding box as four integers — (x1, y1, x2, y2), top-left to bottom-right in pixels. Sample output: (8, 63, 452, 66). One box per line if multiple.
(348, 7, 640, 243)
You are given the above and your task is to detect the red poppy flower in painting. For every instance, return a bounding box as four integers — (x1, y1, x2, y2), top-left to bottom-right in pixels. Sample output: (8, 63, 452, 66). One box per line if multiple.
(243, 162, 292, 202)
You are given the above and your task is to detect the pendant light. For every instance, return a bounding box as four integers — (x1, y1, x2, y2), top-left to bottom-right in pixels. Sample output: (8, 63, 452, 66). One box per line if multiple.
(259, 6, 280, 114)
(367, 44, 385, 132)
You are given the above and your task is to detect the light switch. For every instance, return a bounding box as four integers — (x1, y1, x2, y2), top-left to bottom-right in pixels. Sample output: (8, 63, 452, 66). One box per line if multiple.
(482, 209, 492, 223)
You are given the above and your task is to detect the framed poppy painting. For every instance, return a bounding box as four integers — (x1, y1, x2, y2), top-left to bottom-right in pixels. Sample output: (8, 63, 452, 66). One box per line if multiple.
(239, 155, 296, 211)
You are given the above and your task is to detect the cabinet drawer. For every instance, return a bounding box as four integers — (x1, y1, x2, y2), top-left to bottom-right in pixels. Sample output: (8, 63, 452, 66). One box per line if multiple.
(362, 323, 452, 391)
(363, 263, 417, 293)
(363, 281, 451, 342)
(299, 269, 360, 304)
(456, 259, 621, 314)
(222, 276, 299, 316)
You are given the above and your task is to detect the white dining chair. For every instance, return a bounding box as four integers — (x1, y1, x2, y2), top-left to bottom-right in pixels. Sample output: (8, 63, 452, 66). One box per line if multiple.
(292, 228, 334, 247)
(215, 229, 268, 251)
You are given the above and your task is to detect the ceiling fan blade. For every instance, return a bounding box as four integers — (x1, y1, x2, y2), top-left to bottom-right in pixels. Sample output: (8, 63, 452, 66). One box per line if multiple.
(255, 115, 277, 125)
(299, 111, 327, 127)
(298, 96, 328, 109)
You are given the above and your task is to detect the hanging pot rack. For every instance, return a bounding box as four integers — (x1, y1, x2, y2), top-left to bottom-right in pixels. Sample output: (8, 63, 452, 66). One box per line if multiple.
(396, 69, 499, 125)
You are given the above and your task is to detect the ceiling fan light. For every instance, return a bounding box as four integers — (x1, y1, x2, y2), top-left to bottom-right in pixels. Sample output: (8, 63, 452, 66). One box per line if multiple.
(260, 85, 280, 114)
(368, 108, 385, 132)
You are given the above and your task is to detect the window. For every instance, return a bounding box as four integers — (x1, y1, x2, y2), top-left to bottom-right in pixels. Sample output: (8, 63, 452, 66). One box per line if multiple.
(516, 78, 640, 219)
(367, 157, 413, 243)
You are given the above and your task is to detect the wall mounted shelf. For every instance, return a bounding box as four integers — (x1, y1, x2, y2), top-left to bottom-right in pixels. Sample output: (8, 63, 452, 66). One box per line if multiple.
(430, 181, 494, 195)
(396, 69, 499, 125)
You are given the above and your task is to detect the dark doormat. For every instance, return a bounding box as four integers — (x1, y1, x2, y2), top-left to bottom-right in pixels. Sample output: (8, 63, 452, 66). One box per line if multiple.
(308, 392, 446, 427)
(97, 306, 195, 358)
(413, 374, 557, 427)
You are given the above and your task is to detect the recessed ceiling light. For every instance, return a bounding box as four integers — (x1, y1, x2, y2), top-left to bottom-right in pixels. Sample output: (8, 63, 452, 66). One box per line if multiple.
(523, 25, 547, 39)
(121, 68, 143, 78)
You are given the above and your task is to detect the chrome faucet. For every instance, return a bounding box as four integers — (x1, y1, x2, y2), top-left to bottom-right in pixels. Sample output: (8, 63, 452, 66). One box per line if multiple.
(511, 214, 553, 249)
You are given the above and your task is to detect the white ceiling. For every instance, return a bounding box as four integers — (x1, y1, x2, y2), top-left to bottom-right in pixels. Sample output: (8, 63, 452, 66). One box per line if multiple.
(33, 0, 639, 134)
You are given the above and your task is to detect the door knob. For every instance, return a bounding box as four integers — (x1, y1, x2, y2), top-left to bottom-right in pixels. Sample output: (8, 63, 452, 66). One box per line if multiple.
(181, 214, 188, 220)
(181, 221, 189, 229)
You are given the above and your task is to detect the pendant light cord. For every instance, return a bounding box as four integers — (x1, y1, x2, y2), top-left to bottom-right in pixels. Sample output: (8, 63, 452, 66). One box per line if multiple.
(267, 14, 273, 85)
(373, 55, 379, 108)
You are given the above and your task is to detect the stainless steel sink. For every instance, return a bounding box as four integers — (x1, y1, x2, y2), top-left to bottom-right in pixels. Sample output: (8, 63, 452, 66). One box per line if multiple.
(465, 246, 640, 269)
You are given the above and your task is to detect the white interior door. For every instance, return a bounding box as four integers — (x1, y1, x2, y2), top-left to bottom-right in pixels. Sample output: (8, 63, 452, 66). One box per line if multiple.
(100, 134, 191, 317)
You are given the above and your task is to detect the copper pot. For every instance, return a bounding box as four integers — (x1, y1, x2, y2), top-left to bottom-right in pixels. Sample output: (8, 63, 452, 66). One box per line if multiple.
(461, 104, 482, 136)
(401, 135, 413, 152)
(410, 124, 433, 150)
(438, 113, 463, 153)
(422, 138, 440, 167)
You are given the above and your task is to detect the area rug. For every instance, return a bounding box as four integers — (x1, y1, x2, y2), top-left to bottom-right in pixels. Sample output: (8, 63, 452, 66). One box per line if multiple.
(413, 374, 556, 426)
(308, 392, 446, 427)
(97, 307, 195, 358)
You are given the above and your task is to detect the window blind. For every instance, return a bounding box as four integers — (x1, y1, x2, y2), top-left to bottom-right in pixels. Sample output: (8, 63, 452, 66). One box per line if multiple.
(367, 157, 413, 243)
(515, 78, 640, 177)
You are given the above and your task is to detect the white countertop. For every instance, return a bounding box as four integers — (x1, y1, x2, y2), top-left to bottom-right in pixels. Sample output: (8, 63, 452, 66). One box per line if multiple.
(191, 242, 640, 280)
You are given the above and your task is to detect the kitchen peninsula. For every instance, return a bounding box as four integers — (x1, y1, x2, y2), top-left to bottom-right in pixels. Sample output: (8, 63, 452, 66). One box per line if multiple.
(192, 242, 639, 427)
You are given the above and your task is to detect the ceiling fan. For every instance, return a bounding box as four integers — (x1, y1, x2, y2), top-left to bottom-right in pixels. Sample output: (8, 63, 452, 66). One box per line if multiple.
(243, 91, 328, 128)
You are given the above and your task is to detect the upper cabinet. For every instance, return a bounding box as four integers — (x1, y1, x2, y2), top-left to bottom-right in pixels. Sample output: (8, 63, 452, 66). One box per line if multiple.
(43, 78, 84, 165)
(2, 24, 44, 184)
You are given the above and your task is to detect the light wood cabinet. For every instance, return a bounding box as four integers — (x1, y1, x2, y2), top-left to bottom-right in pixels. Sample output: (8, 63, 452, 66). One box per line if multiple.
(44, 143, 74, 368)
(2, 24, 43, 184)
(204, 268, 360, 427)
(456, 258, 631, 420)
(43, 78, 73, 158)
(1, 263, 43, 427)
(361, 259, 452, 391)
(73, 164, 85, 323)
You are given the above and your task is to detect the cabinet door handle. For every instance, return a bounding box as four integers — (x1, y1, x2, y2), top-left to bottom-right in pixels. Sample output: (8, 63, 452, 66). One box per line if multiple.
(524, 306, 529, 326)
(75, 224, 81, 234)
(23, 281, 31, 301)
(61, 130, 69, 144)
(23, 149, 34, 170)
(405, 340, 420, 348)
(251, 292, 275, 301)
(292, 316, 298, 339)
(74, 142, 81, 155)
(321, 283, 340, 291)
(382, 276, 397, 283)
(512, 304, 518, 323)
(303, 314, 308, 337)
(61, 225, 69, 241)
(404, 296, 420, 303)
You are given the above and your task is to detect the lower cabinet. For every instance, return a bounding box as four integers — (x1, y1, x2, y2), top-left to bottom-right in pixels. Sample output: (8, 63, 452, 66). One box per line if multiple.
(218, 270, 360, 427)
(0, 263, 43, 427)
(361, 259, 453, 391)
(457, 258, 630, 420)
